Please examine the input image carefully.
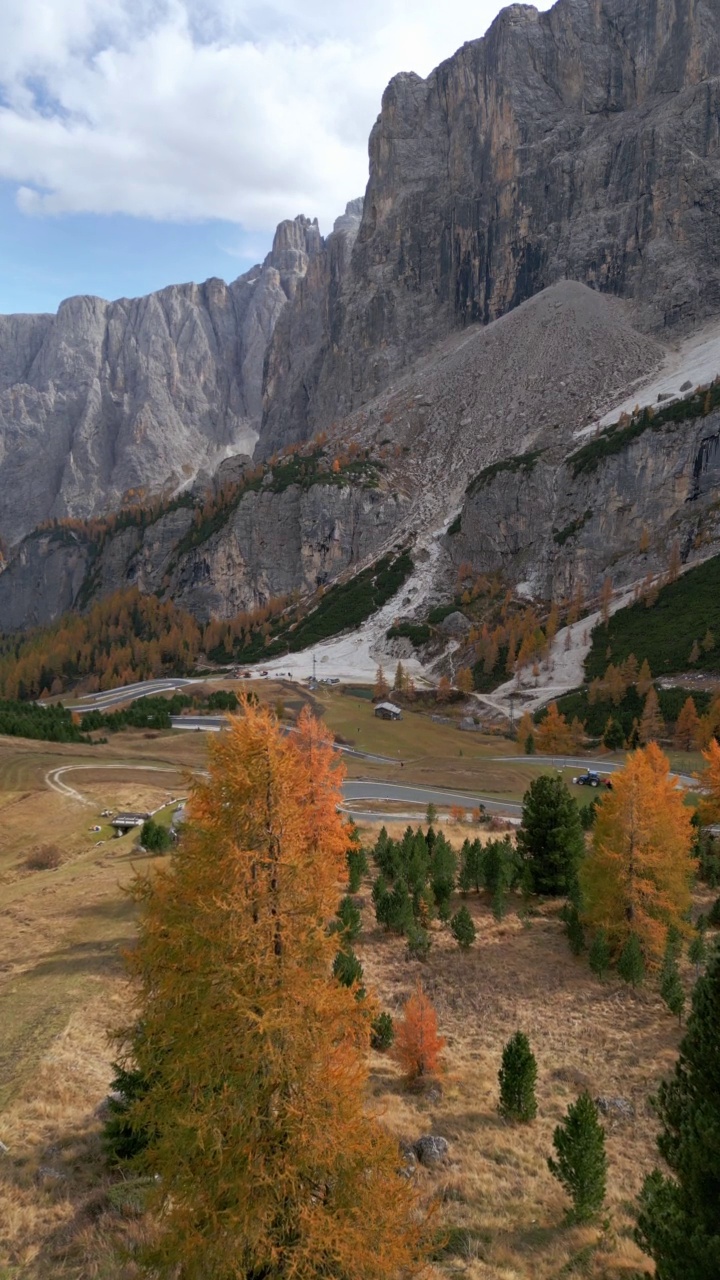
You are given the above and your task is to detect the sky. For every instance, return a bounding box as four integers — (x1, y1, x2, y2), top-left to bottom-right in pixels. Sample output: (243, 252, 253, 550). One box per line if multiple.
(0, 0, 553, 314)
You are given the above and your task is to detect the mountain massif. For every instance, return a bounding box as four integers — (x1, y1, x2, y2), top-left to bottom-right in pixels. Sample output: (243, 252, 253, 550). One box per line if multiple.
(1, 0, 720, 649)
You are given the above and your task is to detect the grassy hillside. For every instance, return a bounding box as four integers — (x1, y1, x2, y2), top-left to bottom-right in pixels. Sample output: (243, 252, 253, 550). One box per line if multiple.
(585, 554, 720, 680)
(1, 734, 714, 1279)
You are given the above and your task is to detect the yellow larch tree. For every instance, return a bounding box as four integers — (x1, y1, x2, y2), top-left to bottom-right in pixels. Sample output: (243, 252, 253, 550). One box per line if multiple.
(456, 666, 474, 695)
(581, 744, 695, 965)
(535, 701, 575, 754)
(637, 658, 653, 697)
(639, 686, 665, 744)
(373, 663, 390, 700)
(517, 709, 535, 748)
(674, 696, 701, 751)
(118, 701, 425, 1280)
(698, 737, 720, 825)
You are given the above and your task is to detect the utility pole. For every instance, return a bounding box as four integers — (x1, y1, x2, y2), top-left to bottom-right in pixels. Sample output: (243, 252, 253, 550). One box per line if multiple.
(312, 653, 317, 684)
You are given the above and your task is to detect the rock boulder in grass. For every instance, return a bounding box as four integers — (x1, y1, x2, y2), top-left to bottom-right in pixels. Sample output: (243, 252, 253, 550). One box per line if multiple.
(595, 1095, 635, 1122)
(414, 1135, 450, 1167)
(438, 611, 472, 638)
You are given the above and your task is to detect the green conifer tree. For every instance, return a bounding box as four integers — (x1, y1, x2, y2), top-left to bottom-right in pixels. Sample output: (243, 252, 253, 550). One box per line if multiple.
(370, 1012, 395, 1052)
(565, 904, 586, 956)
(103, 1061, 154, 1164)
(430, 833, 457, 922)
(548, 1092, 607, 1222)
(618, 932, 645, 986)
(333, 947, 364, 990)
(603, 717, 625, 751)
(588, 928, 611, 979)
(498, 1031, 538, 1122)
(405, 921, 431, 961)
(346, 844, 368, 893)
(688, 930, 707, 976)
(660, 932, 686, 1023)
(635, 942, 720, 1278)
(450, 905, 476, 949)
(458, 838, 484, 894)
(330, 895, 362, 945)
(517, 775, 585, 896)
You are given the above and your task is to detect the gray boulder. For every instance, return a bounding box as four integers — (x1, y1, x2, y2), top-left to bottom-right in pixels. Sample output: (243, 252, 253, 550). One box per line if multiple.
(595, 1095, 635, 1121)
(438, 611, 471, 638)
(414, 1134, 450, 1167)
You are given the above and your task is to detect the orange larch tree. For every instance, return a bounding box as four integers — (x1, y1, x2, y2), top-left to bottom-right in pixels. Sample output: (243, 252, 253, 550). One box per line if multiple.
(639, 687, 665, 744)
(535, 701, 576, 754)
(118, 701, 425, 1280)
(698, 737, 720, 825)
(674, 696, 701, 751)
(580, 744, 695, 965)
(393, 982, 446, 1084)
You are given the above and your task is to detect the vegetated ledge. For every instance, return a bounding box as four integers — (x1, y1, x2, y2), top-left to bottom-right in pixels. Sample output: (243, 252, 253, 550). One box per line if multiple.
(465, 449, 545, 497)
(172, 448, 384, 563)
(208, 547, 414, 664)
(385, 601, 466, 648)
(568, 376, 720, 478)
(553, 509, 593, 546)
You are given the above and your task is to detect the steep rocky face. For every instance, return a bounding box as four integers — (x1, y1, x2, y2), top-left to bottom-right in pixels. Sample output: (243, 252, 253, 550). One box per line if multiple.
(258, 0, 720, 456)
(0, 478, 405, 631)
(0, 215, 322, 546)
(451, 404, 720, 599)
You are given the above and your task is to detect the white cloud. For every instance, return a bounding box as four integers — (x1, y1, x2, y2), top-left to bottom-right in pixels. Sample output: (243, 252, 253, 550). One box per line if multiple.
(0, 0, 554, 234)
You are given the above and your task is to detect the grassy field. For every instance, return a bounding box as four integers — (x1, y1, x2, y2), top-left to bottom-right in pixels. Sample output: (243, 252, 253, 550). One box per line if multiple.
(359, 884, 708, 1280)
(0, 707, 707, 1279)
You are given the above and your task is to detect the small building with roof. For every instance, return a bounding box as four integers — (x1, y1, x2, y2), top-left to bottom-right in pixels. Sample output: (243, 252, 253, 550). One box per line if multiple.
(374, 701, 402, 721)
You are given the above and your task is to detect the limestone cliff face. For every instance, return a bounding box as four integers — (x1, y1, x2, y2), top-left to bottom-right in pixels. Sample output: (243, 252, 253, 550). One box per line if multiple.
(0, 479, 405, 630)
(452, 406, 720, 598)
(258, 0, 720, 455)
(166, 480, 404, 621)
(0, 215, 322, 545)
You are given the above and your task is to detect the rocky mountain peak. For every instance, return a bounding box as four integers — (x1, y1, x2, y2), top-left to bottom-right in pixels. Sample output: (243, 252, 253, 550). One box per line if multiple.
(257, 0, 720, 457)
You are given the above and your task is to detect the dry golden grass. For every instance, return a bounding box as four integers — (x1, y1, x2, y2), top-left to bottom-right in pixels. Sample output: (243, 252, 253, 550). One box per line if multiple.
(352, 826, 711, 1280)
(0, 725, 708, 1280)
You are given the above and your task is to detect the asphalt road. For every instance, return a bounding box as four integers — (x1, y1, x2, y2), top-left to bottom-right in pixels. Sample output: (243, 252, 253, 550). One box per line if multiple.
(74, 678, 199, 714)
(496, 755, 696, 787)
(342, 780, 521, 816)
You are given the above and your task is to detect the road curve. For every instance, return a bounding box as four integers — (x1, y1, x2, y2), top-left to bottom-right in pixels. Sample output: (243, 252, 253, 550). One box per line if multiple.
(43, 763, 520, 816)
(342, 781, 520, 816)
(73, 678, 200, 715)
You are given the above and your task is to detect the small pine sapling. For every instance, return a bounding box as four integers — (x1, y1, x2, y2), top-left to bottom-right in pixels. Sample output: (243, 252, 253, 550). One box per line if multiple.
(565, 904, 586, 956)
(660, 936, 685, 1023)
(405, 922, 431, 961)
(498, 1031, 538, 1122)
(548, 1092, 607, 1222)
(346, 845, 368, 893)
(588, 928, 611, 980)
(450, 905, 476, 949)
(688, 930, 707, 975)
(370, 1012, 395, 1052)
(103, 1062, 153, 1164)
(333, 948, 364, 991)
(330, 895, 362, 944)
(618, 933, 645, 987)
